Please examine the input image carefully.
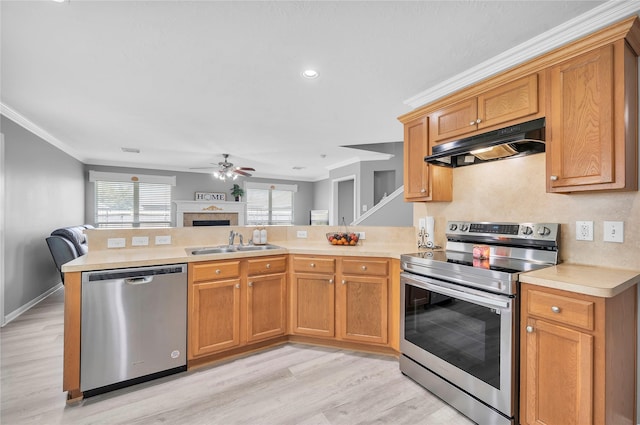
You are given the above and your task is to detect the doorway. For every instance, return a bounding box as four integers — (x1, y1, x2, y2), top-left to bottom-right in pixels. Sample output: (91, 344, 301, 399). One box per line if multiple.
(331, 175, 357, 226)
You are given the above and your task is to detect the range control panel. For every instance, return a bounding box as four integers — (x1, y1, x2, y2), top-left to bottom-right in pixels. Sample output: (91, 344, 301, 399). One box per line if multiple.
(446, 221, 560, 241)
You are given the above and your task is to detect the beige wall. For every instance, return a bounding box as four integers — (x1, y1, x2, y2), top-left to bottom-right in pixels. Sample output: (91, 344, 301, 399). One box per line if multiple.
(413, 153, 640, 271)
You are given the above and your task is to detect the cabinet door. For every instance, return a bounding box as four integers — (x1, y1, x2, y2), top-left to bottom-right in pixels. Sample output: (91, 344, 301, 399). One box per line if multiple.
(291, 273, 335, 337)
(404, 115, 430, 200)
(189, 279, 241, 358)
(429, 98, 478, 143)
(478, 74, 539, 129)
(523, 318, 594, 425)
(337, 275, 388, 344)
(547, 45, 617, 191)
(247, 273, 286, 343)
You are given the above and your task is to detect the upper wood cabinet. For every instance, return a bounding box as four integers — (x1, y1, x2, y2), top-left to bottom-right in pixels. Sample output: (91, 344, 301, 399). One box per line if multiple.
(429, 74, 541, 144)
(546, 38, 638, 192)
(403, 115, 452, 202)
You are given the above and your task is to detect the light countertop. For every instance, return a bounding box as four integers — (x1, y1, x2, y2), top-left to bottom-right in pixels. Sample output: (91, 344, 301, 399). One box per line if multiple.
(62, 241, 421, 273)
(520, 263, 640, 298)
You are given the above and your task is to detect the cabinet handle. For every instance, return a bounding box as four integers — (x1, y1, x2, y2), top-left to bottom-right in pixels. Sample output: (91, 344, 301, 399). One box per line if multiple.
(342, 280, 347, 285)
(310, 263, 316, 268)
(361, 265, 367, 271)
(469, 121, 475, 126)
(526, 325, 534, 333)
(551, 306, 561, 313)
(235, 283, 240, 289)
(476, 118, 482, 124)
(550, 175, 559, 181)
(266, 263, 271, 269)
(248, 282, 253, 287)
(420, 188, 426, 193)
(215, 269, 221, 275)
(328, 279, 334, 284)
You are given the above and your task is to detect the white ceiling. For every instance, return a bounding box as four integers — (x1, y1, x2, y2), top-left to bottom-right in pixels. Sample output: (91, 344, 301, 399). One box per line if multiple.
(0, 0, 622, 181)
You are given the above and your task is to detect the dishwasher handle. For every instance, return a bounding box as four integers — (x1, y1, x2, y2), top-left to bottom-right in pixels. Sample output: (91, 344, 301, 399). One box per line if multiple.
(125, 276, 153, 285)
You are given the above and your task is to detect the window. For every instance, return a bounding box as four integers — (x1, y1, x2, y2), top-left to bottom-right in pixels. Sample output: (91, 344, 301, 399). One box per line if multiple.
(246, 182, 297, 225)
(90, 171, 175, 228)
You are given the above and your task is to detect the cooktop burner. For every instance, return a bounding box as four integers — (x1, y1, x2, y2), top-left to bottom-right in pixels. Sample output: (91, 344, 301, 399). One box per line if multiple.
(401, 221, 561, 295)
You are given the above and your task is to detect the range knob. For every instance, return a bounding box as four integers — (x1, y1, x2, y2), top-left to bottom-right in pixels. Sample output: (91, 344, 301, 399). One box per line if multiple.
(521, 226, 533, 235)
(460, 224, 469, 232)
(538, 226, 551, 236)
(449, 223, 458, 231)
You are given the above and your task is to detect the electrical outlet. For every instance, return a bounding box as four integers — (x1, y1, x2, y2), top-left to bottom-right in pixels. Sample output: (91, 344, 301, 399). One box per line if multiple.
(107, 238, 126, 248)
(362, 204, 367, 212)
(603, 221, 624, 243)
(155, 235, 172, 245)
(296, 230, 308, 238)
(576, 221, 594, 241)
(358, 232, 365, 240)
(131, 236, 149, 246)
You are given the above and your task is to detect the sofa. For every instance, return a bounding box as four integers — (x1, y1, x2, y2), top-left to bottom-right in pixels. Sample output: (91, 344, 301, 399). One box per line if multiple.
(46, 225, 94, 282)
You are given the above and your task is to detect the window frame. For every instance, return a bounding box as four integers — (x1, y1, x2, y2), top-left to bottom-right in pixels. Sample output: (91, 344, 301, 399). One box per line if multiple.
(245, 182, 297, 226)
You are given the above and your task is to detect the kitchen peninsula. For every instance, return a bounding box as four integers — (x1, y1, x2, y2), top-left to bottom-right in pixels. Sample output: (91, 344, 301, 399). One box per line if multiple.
(61, 225, 418, 401)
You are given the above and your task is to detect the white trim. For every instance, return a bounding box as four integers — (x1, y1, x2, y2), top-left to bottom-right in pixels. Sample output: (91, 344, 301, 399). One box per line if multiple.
(89, 170, 176, 186)
(352, 185, 404, 225)
(325, 154, 393, 171)
(3, 283, 63, 326)
(331, 174, 358, 226)
(0, 103, 86, 162)
(404, 3, 640, 109)
(0, 133, 5, 326)
(245, 182, 298, 192)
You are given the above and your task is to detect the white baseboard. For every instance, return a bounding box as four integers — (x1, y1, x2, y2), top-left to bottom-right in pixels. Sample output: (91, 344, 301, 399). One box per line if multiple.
(2, 283, 63, 326)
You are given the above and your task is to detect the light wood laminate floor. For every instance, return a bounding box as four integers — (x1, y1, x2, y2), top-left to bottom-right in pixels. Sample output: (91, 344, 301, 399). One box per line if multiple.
(1, 288, 474, 425)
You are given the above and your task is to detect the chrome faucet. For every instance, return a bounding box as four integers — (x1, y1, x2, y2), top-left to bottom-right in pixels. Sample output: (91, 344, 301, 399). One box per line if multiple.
(238, 233, 244, 246)
(228, 230, 237, 246)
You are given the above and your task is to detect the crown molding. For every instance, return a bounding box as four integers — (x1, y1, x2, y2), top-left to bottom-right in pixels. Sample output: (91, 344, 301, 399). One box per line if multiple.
(404, 2, 640, 109)
(0, 102, 86, 162)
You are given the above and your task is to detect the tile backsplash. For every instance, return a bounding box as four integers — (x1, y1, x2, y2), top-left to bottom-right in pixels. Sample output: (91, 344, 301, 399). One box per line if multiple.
(414, 154, 640, 271)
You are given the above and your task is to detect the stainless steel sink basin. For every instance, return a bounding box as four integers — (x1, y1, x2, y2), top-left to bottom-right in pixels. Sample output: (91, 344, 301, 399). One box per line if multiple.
(236, 244, 280, 251)
(189, 244, 281, 255)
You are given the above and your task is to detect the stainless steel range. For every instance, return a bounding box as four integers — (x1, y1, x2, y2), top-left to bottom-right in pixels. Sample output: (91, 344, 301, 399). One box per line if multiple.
(400, 221, 560, 425)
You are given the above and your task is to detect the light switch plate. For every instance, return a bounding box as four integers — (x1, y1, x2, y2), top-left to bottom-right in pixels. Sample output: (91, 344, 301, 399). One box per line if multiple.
(132, 236, 149, 246)
(155, 235, 172, 245)
(603, 221, 624, 243)
(296, 230, 308, 238)
(107, 238, 126, 248)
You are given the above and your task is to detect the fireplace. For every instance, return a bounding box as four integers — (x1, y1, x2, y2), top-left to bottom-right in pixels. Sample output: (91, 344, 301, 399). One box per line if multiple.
(174, 201, 246, 227)
(193, 220, 231, 226)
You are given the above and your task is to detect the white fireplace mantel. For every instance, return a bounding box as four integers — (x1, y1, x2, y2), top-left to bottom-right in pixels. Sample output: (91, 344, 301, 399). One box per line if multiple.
(174, 201, 246, 227)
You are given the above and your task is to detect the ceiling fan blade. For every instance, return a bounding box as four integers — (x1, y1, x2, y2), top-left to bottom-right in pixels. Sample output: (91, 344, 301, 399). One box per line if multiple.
(233, 169, 252, 177)
(236, 167, 256, 171)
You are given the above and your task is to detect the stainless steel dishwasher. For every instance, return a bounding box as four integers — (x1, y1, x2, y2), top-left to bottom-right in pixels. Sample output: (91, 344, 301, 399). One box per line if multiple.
(80, 264, 187, 396)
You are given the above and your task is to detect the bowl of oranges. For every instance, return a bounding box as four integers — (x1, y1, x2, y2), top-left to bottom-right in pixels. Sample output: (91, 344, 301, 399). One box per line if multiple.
(326, 232, 359, 246)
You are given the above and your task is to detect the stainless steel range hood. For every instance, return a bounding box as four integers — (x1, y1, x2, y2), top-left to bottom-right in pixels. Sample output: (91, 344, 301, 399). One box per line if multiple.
(425, 118, 545, 168)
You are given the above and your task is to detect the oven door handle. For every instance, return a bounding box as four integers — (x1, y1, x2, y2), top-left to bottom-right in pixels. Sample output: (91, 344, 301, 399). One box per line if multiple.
(406, 278, 510, 310)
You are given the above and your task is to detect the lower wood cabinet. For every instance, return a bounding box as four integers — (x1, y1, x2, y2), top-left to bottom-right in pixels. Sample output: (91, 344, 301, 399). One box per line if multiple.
(291, 255, 389, 346)
(188, 256, 287, 360)
(520, 283, 636, 425)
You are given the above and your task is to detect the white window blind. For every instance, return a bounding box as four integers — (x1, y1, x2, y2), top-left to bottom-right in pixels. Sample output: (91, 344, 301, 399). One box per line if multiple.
(92, 172, 174, 228)
(246, 183, 295, 225)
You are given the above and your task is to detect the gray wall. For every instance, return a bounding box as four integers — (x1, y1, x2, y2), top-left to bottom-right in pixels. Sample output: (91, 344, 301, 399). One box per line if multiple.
(2, 115, 85, 319)
(85, 165, 315, 226)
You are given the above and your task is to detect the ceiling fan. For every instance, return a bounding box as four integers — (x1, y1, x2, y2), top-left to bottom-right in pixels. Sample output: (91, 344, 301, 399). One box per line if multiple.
(190, 154, 255, 181)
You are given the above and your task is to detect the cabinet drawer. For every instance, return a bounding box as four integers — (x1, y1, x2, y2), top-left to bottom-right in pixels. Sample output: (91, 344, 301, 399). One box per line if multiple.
(292, 256, 335, 274)
(527, 290, 595, 331)
(191, 261, 241, 283)
(342, 259, 388, 276)
(247, 256, 287, 276)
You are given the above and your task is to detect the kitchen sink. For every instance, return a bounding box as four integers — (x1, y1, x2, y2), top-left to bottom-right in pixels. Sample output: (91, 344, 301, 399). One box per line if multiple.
(188, 244, 281, 255)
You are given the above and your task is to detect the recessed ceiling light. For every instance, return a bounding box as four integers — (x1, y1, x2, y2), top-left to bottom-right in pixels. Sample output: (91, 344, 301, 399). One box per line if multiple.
(292, 166, 305, 170)
(302, 69, 319, 79)
(121, 147, 140, 153)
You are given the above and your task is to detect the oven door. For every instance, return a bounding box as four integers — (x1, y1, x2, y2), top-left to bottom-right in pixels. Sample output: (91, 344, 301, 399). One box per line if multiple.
(400, 271, 516, 417)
